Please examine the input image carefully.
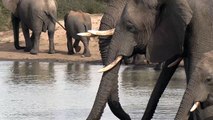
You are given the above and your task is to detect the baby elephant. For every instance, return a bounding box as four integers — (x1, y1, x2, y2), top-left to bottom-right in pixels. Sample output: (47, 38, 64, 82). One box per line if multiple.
(64, 10, 92, 57)
(175, 51, 213, 120)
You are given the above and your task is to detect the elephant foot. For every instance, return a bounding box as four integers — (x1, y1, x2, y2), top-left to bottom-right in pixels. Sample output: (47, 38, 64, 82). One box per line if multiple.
(30, 49, 38, 55)
(24, 47, 31, 52)
(68, 51, 75, 55)
(74, 46, 81, 53)
(82, 53, 91, 57)
(48, 50, 55, 54)
(154, 63, 162, 71)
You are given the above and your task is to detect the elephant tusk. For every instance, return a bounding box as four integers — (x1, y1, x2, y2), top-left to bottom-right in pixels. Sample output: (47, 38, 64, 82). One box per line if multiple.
(88, 28, 115, 36)
(98, 56, 123, 73)
(77, 32, 93, 37)
(167, 57, 183, 68)
(190, 102, 200, 112)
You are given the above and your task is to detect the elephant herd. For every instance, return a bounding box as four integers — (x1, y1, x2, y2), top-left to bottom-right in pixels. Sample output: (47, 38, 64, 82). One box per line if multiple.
(2, 0, 92, 57)
(2, 0, 213, 120)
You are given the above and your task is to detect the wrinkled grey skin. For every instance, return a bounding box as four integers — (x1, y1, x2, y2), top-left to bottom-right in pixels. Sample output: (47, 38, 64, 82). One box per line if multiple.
(176, 51, 213, 120)
(64, 10, 91, 57)
(87, 0, 130, 120)
(88, 0, 213, 120)
(4, 0, 57, 54)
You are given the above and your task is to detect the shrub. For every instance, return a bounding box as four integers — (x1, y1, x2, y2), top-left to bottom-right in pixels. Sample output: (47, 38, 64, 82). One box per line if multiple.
(0, 1, 11, 31)
(57, 0, 106, 18)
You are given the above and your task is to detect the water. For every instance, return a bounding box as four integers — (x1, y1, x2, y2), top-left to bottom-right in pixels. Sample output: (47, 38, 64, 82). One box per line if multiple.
(0, 61, 186, 120)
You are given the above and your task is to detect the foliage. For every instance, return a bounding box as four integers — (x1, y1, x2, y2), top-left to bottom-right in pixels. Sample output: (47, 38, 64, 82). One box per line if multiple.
(57, 0, 106, 18)
(0, 1, 11, 31)
(0, 0, 106, 31)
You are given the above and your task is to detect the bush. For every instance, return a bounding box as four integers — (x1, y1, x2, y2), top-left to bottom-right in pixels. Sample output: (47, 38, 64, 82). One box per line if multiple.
(57, 0, 106, 18)
(0, 1, 11, 31)
(0, 0, 106, 31)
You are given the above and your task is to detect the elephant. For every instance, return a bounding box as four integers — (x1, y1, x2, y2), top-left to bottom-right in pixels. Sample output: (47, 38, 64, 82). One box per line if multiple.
(84, 0, 131, 120)
(81, 0, 213, 120)
(176, 50, 213, 120)
(2, 0, 57, 54)
(64, 10, 92, 57)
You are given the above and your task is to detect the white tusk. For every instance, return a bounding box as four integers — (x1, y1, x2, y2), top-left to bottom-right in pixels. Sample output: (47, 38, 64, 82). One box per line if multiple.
(88, 28, 115, 36)
(98, 56, 123, 73)
(77, 32, 93, 37)
(167, 57, 183, 68)
(190, 102, 200, 112)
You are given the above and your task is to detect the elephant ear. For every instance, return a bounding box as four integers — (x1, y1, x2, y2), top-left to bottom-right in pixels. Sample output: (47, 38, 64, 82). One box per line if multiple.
(2, 0, 19, 13)
(146, 0, 192, 63)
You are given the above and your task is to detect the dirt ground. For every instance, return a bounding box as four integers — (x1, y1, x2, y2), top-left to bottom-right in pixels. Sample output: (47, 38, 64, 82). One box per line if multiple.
(0, 14, 103, 63)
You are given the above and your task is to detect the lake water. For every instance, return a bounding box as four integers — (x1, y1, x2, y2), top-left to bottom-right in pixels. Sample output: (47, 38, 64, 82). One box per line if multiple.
(0, 61, 186, 120)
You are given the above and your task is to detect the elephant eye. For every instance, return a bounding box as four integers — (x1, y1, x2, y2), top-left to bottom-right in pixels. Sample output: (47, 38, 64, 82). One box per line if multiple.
(205, 76, 212, 82)
(126, 22, 138, 33)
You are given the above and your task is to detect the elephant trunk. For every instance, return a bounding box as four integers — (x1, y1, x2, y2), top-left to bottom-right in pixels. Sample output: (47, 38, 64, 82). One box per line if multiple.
(99, 0, 127, 65)
(87, 38, 123, 120)
(11, 14, 24, 50)
(175, 78, 197, 120)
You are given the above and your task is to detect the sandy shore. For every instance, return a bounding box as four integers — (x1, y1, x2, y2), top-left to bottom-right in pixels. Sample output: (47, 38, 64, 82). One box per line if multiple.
(0, 14, 103, 63)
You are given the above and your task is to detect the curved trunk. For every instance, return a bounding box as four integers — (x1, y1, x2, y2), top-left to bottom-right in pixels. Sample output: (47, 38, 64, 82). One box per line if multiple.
(94, 0, 131, 119)
(87, 64, 120, 120)
(87, 26, 130, 119)
(87, 52, 127, 120)
(11, 14, 25, 50)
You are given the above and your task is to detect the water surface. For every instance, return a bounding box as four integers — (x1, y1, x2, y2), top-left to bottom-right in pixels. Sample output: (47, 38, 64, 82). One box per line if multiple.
(0, 61, 186, 120)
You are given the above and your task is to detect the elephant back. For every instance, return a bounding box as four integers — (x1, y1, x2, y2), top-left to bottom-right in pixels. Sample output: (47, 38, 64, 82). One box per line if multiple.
(2, 0, 19, 14)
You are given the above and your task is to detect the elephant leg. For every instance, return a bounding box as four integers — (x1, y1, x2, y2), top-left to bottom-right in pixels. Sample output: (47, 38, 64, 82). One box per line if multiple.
(108, 77, 131, 120)
(31, 32, 35, 42)
(11, 14, 24, 50)
(142, 56, 181, 120)
(67, 34, 74, 55)
(21, 24, 32, 52)
(153, 62, 163, 71)
(30, 31, 41, 54)
(81, 37, 91, 57)
(48, 23, 55, 54)
(73, 39, 81, 53)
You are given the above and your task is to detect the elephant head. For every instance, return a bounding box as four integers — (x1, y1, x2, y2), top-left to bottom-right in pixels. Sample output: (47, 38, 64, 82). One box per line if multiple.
(79, 0, 193, 119)
(2, 0, 19, 14)
(106, 0, 192, 67)
(175, 51, 213, 120)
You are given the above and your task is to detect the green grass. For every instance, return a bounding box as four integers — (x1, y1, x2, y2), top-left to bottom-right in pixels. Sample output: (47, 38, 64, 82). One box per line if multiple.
(0, 0, 106, 31)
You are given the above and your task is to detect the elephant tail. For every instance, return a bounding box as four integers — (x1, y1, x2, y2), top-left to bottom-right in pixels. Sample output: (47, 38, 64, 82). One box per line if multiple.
(44, 11, 66, 30)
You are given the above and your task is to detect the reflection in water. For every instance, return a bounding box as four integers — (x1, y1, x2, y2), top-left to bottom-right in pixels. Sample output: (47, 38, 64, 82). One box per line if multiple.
(0, 62, 186, 120)
(65, 63, 90, 86)
(10, 61, 55, 84)
(119, 65, 186, 120)
(121, 65, 161, 88)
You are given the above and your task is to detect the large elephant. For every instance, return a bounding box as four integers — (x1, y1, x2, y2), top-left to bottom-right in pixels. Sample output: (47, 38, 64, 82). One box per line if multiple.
(2, 0, 57, 54)
(84, 0, 213, 120)
(64, 10, 92, 57)
(85, 0, 131, 120)
(176, 51, 213, 120)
